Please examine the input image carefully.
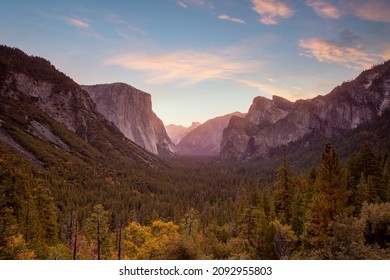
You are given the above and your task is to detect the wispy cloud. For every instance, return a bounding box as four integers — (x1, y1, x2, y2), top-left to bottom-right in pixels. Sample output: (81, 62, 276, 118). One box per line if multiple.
(250, 0, 294, 25)
(105, 50, 256, 84)
(348, 0, 390, 23)
(107, 14, 147, 35)
(177, 1, 188, 9)
(306, 0, 341, 19)
(62, 16, 104, 40)
(64, 17, 89, 29)
(178, 0, 214, 10)
(299, 37, 386, 69)
(218, 15, 245, 24)
(237, 79, 304, 100)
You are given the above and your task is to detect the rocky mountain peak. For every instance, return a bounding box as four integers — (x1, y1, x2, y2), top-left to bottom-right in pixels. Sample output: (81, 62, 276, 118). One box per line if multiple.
(82, 83, 174, 155)
(221, 60, 390, 160)
(246, 95, 292, 125)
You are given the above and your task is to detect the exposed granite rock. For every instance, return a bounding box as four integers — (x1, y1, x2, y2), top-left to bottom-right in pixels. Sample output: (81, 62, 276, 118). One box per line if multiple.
(82, 83, 175, 155)
(220, 60, 390, 160)
(0, 51, 164, 168)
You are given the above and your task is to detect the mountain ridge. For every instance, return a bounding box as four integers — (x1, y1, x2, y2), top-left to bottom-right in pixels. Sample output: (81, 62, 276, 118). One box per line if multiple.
(166, 122, 201, 145)
(0, 45, 165, 168)
(176, 111, 245, 156)
(220, 60, 390, 160)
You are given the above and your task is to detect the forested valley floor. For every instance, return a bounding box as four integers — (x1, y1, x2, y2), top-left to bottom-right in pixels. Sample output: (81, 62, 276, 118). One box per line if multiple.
(1, 138, 390, 260)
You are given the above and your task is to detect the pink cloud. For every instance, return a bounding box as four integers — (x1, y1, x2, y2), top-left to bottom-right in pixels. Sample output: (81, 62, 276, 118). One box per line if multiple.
(218, 15, 245, 24)
(105, 50, 255, 84)
(351, 0, 390, 23)
(250, 0, 294, 25)
(299, 37, 386, 69)
(306, 0, 341, 19)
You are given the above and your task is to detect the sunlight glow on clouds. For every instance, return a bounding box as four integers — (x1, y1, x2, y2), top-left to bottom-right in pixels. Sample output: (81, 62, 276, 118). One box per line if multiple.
(237, 79, 305, 100)
(105, 50, 255, 84)
(250, 0, 294, 25)
(218, 15, 245, 24)
(299, 37, 383, 69)
(306, 0, 341, 19)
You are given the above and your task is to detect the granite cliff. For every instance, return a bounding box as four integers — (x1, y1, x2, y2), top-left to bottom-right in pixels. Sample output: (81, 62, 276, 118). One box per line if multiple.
(221, 60, 390, 160)
(0, 45, 164, 167)
(82, 83, 175, 155)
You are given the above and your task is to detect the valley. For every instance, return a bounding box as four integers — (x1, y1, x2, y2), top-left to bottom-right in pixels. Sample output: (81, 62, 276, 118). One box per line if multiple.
(0, 45, 389, 260)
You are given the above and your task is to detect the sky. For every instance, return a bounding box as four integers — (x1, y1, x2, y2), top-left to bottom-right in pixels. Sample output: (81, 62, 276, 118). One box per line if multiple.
(1, 0, 390, 126)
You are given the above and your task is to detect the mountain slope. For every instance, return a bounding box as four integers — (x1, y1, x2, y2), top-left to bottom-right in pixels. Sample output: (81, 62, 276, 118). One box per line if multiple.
(176, 112, 245, 156)
(221, 60, 390, 160)
(82, 83, 174, 155)
(0, 45, 165, 168)
(166, 122, 201, 145)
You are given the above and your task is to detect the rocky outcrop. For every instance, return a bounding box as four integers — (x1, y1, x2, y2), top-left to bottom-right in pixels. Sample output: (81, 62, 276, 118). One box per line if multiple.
(220, 60, 390, 160)
(0, 45, 165, 167)
(82, 83, 175, 155)
(166, 122, 201, 145)
(176, 112, 245, 156)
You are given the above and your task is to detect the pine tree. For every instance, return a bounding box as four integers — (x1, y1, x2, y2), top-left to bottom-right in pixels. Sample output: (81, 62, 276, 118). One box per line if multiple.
(273, 148, 295, 224)
(303, 143, 352, 249)
(347, 143, 385, 203)
(85, 204, 110, 260)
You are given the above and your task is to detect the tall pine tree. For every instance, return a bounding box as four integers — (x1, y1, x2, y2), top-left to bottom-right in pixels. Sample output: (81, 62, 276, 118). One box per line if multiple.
(304, 143, 352, 249)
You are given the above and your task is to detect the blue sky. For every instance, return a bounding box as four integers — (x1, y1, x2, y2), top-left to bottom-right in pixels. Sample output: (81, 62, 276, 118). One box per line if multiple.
(1, 0, 390, 126)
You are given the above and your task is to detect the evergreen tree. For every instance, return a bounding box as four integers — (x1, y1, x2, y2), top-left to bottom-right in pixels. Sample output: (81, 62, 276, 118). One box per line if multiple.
(347, 143, 385, 203)
(303, 143, 352, 249)
(85, 204, 110, 260)
(273, 148, 295, 224)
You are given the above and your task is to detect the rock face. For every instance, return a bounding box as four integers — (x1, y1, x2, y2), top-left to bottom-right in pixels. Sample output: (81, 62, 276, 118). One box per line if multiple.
(176, 112, 245, 156)
(0, 45, 164, 167)
(221, 60, 390, 160)
(166, 122, 201, 145)
(82, 83, 175, 155)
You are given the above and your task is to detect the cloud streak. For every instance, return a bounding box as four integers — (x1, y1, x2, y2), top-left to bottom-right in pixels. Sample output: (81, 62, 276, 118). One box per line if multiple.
(177, 1, 188, 9)
(64, 17, 90, 29)
(299, 37, 387, 69)
(105, 50, 256, 84)
(250, 0, 294, 25)
(306, 0, 341, 19)
(107, 14, 147, 35)
(218, 15, 245, 24)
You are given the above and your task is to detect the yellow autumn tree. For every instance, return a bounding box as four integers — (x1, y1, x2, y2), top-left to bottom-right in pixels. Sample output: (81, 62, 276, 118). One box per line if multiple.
(123, 220, 179, 260)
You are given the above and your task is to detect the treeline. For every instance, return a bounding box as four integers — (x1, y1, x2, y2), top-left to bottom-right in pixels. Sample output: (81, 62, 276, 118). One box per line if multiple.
(1, 141, 389, 259)
(0, 45, 78, 92)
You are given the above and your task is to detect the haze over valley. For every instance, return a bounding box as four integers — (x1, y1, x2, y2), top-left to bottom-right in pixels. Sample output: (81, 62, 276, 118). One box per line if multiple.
(1, 1, 390, 260)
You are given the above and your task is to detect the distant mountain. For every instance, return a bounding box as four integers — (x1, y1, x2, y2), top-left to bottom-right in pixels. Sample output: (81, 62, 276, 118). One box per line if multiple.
(82, 83, 175, 156)
(0, 45, 165, 168)
(166, 122, 201, 145)
(221, 60, 390, 160)
(176, 112, 245, 156)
